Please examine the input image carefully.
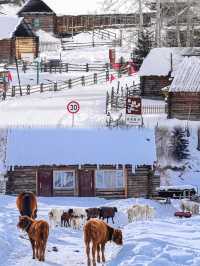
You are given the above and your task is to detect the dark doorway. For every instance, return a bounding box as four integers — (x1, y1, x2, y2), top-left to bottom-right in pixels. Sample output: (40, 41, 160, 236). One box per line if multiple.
(37, 169, 53, 196)
(78, 170, 95, 197)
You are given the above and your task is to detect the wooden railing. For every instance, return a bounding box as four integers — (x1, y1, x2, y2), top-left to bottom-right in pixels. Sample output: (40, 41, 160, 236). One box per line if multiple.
(61, 39, 121, 50)
(1, 71, 110, 100)
(40, 62, 110, 73)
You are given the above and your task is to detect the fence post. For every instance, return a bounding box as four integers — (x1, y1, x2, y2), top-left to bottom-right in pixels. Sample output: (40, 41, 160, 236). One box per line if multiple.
(111, 87, 114, 107)
(2, 90, 6, 100)
(40, 83, 43, 93)
(68, 79, 72, 89)
(86, 63, 89, 72)
(11, 86, 15, 97)
(54, 82, 57, 91)
(105, 63, 109, 70)
(81, 76, 85, 86)
(66, 63, 69, 72)
(94, 73, 97, 84)
(27, 84, 30, 95)
(50, 66, 52, 73)
(59, 63, 62, 74)
(106, 70, 109, 81)
(106, 91, 109, 114)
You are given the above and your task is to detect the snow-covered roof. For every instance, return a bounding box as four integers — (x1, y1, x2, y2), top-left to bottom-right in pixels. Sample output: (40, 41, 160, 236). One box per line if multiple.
(18, 0, 151, 16)
(139, 48, 185, 77)
(6, 128, 156, 166)
(169, 57, 200, 92)
(157, 185, 196, 191)
(36, 30, 60, 44)
(0, 3, 20, 16)
(0, 16, 23, 40)
(19, 0, 102, 16)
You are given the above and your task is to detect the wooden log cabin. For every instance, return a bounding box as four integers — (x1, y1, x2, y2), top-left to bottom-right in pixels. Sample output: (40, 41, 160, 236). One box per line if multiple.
(17, 0, 152, 36)
(168, 56, 200, 121)
(0, 16, 39, 63)
(5, 128, 160, 198)
(139, 48, 185, 99)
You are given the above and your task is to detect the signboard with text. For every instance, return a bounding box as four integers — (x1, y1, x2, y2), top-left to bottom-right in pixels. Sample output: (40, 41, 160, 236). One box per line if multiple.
(125, 96, 142, 126)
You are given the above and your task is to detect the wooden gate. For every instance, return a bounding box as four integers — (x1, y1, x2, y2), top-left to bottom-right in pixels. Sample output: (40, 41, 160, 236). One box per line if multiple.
(78, 170, 95, 197)
(37, 169, 53, 196)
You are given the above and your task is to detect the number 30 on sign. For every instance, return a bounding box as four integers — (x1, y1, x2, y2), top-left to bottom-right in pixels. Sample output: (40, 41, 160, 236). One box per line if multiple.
(67, 101, 80, 114)
(67, 101, 80, 127)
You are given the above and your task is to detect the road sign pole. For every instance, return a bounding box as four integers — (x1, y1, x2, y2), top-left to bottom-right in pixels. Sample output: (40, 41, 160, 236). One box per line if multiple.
(72, 113, 75, 127)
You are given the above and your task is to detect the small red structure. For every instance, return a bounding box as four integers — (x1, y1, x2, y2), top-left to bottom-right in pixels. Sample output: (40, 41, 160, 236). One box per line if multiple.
(109, 48, 116, 65)
(174, 211, 192, 218)
(0, 68, 10, 92)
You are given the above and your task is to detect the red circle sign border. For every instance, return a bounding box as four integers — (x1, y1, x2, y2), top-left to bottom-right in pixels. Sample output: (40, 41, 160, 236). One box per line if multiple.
(67, 101, 80, 114)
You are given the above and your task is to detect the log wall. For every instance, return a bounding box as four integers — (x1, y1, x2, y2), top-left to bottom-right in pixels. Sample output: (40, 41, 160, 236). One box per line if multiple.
(15, 37, 39, 60)
(6, 167, 37, 195)
(21, 14, 56, 33)
(0, 39, 15, 63)
(168, 92, 200, 120)
(5, 165, 160, 198)
(140, 76, 172, 99)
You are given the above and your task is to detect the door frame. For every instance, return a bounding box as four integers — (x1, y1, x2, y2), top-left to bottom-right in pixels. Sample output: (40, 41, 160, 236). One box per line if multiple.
(78, 169, 95, 197)
(37, 169, 53, 197)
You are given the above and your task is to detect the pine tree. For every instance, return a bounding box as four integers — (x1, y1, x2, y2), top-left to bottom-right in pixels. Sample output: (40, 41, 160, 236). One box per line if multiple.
(170, 126, 190, 161)
(133, 29, 153, 67)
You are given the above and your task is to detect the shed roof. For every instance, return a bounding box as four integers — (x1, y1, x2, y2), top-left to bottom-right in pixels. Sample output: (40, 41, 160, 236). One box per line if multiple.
(139, 48, 185, 77)
(0, 16, 23, 40)
(6, 128, 156, 166)
(169, 56, 200, 92)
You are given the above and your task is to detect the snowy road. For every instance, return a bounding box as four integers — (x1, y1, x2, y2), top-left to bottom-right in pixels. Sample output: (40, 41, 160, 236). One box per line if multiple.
(1, 196, 200, 266)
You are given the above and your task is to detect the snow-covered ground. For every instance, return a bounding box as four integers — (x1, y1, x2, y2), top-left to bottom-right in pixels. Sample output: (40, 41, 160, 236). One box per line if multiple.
(1, 196, 200, 266)
(0, 76, 136, 127)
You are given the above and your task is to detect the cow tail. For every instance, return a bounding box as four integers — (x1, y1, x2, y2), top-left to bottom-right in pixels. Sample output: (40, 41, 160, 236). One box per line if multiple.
(23, 194, 32, 217)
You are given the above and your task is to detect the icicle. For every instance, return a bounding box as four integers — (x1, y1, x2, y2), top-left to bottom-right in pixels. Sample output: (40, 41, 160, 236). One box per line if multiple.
(116, 164, 119, 170)
(97, 164, 100, 170)
(78, 164, 81, 170)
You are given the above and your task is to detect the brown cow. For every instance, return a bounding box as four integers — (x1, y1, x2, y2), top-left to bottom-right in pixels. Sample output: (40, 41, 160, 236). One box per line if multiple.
(16, 191, 37, 219)
(17, 216, 49, 262)
(84, 219, 123, 266)
(85, 208, 101, 220)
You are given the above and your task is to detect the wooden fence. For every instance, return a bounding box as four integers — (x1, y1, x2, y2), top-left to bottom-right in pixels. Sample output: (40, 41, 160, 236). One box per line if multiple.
(88, 28, 117, 40)
(106, 81, 167, 115)
(1, 71, 110, 100)
(40, 62, 110, 73)
(61, 39, 121, 50)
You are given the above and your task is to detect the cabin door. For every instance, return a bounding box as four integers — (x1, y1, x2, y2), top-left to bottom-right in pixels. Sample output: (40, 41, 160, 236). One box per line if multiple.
(37, 169, 53, 196)
(78, 170, 95, 197)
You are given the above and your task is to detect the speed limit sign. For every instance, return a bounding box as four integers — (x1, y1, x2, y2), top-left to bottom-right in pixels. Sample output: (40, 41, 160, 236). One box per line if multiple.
(67, 101, 80, 127)
(67, 101, 80, 114)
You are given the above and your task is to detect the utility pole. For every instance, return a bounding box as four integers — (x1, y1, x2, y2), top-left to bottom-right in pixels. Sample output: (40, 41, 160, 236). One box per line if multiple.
(138, 0, 144, 34)
(156, 0, 161, 47)
(174, 0, 181, 46)
(186, 0, 192, 47)
(15, 57, 22, 96)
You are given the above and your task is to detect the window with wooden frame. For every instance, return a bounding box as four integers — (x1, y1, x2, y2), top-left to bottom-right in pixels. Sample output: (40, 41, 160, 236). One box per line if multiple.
(32, 18, 40, 28)
(95, 170, 124, 189)
(53, 170, 75, 189)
